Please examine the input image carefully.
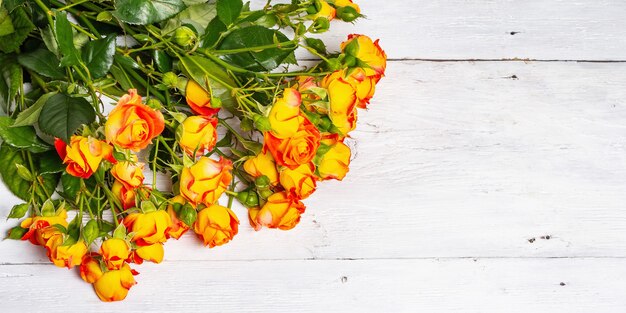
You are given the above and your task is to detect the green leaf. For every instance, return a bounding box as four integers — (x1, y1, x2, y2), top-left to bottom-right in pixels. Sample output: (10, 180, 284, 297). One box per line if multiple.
(40, 26, 59, 57)
(216, 0, 242, 25)
(12, 92, 57, 127)
(38, 93, 96, 144)
(305, 37, 327, 54)
(0, 54, 21, 114)
(153, 50, 172, 72)
(60, 172, 80, 198)
(176, 2, 217, 30)
(0, 143, 31, 200)
(179, 55, 236, 113)
(55, 11, 81, 67)
(113, 0, 186, 25)
(0, 8, 16, 36)
(218, 26, 295, 71)
(0, 116, 51, 153)
(7, 203, 29, 219)
(82, 34, 116, 78)
(0, 7, 34, 53)
(15, 163, 33, 181)
(17, 49, 65, 79)
(6, 226, 27, 240)
(38, 150, 65, 175)
(201, 17, 226, 48)
(83, 219, 99, 244)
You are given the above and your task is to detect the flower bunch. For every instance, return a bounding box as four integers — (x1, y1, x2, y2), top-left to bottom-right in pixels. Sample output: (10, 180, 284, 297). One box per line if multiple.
(0, 0, 385, 301)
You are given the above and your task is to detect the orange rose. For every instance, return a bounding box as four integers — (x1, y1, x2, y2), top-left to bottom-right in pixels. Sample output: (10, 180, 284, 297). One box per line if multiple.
(322, 71, 358, 135)
(249, 192, 306, 230)
(177, 115, 218, 156)
(166, 195, 190, 239)
(111, 155, 145, 190)
(111, 181, 137, 210)
(264, 118, 321, 170)
(80, 253, 103, 283)
(268, 88, 303, 139)
(44, 236, 88, 269)
(186, 80, 220, 116)
(93, 264, 137, 302)
(123, 210, 172, 246)
(20, 209, 68, 245)
(105, 89, 165, 151)
(179, 156, 233, 206)
(279, 163, 317, 199)
(243, 151, 279, 186)
(54, 136, 115, 179)
(342, 68, 377, 109)
(193, 204, 239, 247)
(316, 136, 351, 180)
(128, 243, 164, 264)
(341, 34, 387, 77)
(100, 238, 131, 270)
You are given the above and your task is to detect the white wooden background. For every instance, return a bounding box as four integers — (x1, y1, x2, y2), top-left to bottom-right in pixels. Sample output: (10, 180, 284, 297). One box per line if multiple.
(2, 0, 626, 312)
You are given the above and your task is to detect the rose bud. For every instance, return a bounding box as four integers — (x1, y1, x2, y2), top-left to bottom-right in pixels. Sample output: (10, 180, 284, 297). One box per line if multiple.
(179, 156, 233, 206)
(173, 25, 197, 47)
(177, 115, 218, 156)
(340, 34, 387, 77)
(111, 155, 145, 190)
(193, 204, 239, 247)
(123, 210, 172, 246)
(80, 253, 104, 284)
(250, 192, 306, 231)
(111, 181, 137, 210)
(264, 117, 321, 170)
(308, 0, 336, 21)
(279, 163, 317, 199)
(334, 0, 361, 22)
(20, 209, 68, 245)
(268, 88, 303, 138)
(243, 151, 279, 186)
(105, 89, 165, 151)
(322, 71, 358, 135)
(100, 238, 131, 270)
(166, 195, 190, 239)
(316, 137, 351, 180)
(44, 236, 88, 269)
(93, 264, 137, 302)
(55, 136, 116, 179)
(185, 80, 220, 116)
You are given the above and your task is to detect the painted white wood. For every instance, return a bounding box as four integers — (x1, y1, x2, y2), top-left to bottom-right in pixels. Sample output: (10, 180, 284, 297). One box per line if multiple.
(298, 0, 626, 60)
(0, 258, 625, 313)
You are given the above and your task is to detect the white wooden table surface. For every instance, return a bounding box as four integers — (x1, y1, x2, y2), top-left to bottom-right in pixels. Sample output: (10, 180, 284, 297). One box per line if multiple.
(2, 1, 626, 312)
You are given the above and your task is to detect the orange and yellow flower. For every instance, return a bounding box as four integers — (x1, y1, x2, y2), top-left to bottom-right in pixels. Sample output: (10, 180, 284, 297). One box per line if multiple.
(111, 181, 137, 210)
(55, 136, 115, 179)
(193, 204, 239, 247)
(322, 71, 358, 135)
(166, 196, 190, 239)
(44, 236, 88, 269)
(93, 264, 137, 302)
(80, 253, 103, 284)
(20, 209, 68, 245)
(264, 118, 321, 170)
(128, 243, 164, 264)
(243, 151, 279, 186)
(100, 238, 131, 270)
(248, 192, 306, 231)
(105, 89, 165, 151)
(334, 0, 360, 12)
(186, 80, 220, 116)
(341, 34, 387, 77)
(268, 88, 303, 139)
(310, 0, 336, 20)
(317, 136, 351, 180)
(178, 115, 218, 156)
(179, 157, 233, 206)
(123, 210, 172, 246)
(111, 156, 145, 190)
(279, 163, 317, 199)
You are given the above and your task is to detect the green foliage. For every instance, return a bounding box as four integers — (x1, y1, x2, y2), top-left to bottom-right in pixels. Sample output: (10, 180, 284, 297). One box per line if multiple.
(218, 26, 295, 71)
(0, 116, 50, 153)
(216, 0, 242, 25)
(38, 94, 96, 144)
(17, 49, 65, 79)
(55, 11, 81, 67)
(114, 0, 187, 25)
(0, 7, 34, 53)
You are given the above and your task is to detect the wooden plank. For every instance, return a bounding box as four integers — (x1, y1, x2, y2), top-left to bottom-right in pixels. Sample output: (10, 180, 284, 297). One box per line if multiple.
(274, 0, 626, 60)
(2, 61, 626, 263)
(0, 258, 625, 312)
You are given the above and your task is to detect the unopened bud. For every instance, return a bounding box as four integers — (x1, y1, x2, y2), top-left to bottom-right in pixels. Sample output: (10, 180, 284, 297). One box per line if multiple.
(337, 6, 360, 22)
(163, 72, 178, 88)
(252, 114, 271, 132)
(311, 17, 330, 33)
(255, 175, 271, 190)
(179, 203, 197, 227)
(173, 26, 197, 47)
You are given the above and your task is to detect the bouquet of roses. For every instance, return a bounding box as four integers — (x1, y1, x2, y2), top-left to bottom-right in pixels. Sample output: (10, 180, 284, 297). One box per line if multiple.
(0, 0, 385, 301)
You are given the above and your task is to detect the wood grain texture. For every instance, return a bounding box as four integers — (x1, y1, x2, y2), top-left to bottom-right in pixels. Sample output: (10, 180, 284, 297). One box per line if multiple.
(0, 258, 625, 313)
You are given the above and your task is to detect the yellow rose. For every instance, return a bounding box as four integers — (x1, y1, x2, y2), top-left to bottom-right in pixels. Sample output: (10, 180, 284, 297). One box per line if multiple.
(193, 204, 239, 247)
(186, 80, 220, 116)
(178, 115, 218, 156)
(80, 254, 103, 284)
(317, 137, 351, 180)
(268, 88, 303, 139)
(243, 151, 279, 186)
(20, 209, 68, 245)
(54, 136, 115, 179)
(250, 192, 306, 230)
(341, 34, 387, 77)
(93, 264, 137, 302)
(264, 118, 321, 170)
(100, 238, 131, 270)
(310, 0, 336, 21)
(111, 155, 145, 190)
(334, 0, 360, 12)
(111, 180, 137, 210)
(105, 89, 165, 151)
(129, 243, 164, 264)
(322, 71, 358, 135)
(180, 156, 233, 206)
(166, 195, 190, 239)
(342, 68, 377, 109)
(44, 236, 88, 269)
(279, 163, 317, 199)
(123, 210, 172, 246)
